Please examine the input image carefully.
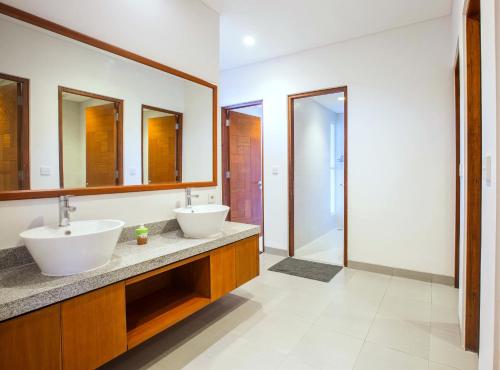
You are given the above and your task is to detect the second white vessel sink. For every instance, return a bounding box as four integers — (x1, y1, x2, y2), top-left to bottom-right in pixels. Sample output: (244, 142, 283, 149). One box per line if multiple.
(174, 205, 229, 238)
(20, 219, 124, 276)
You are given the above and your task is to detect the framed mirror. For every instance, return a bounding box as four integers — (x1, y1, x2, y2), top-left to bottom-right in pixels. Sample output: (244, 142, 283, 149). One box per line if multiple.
(0, 3, 217, 200)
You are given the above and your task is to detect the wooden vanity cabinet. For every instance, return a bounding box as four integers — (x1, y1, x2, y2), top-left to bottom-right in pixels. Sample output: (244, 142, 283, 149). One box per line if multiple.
(210, 235, 260, 297)
(235, 236, 260, 287)
(0, 235, 259, 370)
(0, 305, 62, 370)
(210, 243, 236, 300)
(61, 283, 127, 370)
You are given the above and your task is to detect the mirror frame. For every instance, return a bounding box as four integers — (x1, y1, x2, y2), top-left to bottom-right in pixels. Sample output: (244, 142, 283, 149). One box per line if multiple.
(0, 3, 217, 201)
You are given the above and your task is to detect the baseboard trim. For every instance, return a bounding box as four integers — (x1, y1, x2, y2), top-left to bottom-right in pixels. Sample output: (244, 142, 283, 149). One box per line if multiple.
(265, 247, 288, 257)
(348, 260, 454, 286)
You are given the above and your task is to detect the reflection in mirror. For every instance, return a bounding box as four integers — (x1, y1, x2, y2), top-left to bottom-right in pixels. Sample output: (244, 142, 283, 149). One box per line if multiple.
(0, 12, 215, 198)
(0, 73, 29, 191)
(60, 88, 123, 188)
(142, 105, 182, 184)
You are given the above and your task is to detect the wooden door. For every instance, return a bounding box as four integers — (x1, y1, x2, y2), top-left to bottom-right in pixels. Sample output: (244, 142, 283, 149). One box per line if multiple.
(229, 111, 262, 227)
(148, 116, 177, 183)
(0, 81, 20, 191)
(61, 283, 127, 370)
(0, 305, 62, 370)
(86, 103, 117, 187)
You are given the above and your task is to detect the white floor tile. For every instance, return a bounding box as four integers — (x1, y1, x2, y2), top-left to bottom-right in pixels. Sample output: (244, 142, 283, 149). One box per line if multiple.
(429, 327, 478, 370)
(354, 341, 429, 370)
(429, 361, 464, 370)
(431, 284, 459, 308)
(295, 229, 344, 265)
(238, 311, 312, 354)
(386, 276, 432, 303)
(288, 325, 363, 370)
(430, 304, 460, 334)
(367, 313, 431, 359)
(378, 294, 431, 323)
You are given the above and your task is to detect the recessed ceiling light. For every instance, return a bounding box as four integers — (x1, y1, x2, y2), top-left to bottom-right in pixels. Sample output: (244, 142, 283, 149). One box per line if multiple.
(243, 35, 255, 47)
(337, 96, 345, 101)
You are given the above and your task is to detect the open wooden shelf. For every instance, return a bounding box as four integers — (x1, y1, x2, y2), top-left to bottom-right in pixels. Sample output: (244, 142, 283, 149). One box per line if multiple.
(126, 288, 210, 348)
(125, 255, 211, 348)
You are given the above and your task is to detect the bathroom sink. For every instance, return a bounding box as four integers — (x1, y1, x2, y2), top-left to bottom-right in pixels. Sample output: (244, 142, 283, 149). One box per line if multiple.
(174, 205, 229, 238)
(20, 219, 125, 276)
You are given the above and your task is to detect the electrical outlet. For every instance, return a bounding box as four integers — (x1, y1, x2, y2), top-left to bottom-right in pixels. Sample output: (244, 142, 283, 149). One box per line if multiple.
(40, 166, 51, 176)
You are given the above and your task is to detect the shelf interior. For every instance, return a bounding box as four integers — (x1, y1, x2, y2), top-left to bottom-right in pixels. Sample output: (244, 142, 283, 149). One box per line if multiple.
(125, 255, 211, 348)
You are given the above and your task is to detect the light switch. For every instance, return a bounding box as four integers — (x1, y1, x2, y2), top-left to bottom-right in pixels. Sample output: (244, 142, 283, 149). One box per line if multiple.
(40, 166, 51, 176)
(272, 167, 279, 175)
(208, 194, 215, 204)
(485, 155, 492, 186)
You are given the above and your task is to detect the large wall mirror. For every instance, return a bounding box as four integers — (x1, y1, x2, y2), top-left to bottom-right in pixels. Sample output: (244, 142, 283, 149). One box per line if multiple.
(0, 4, 217, 200)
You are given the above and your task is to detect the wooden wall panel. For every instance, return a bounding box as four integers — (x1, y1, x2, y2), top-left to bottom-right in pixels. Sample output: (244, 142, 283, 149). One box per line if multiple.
(0, 82, 20, 191)
(147, 115, 177, 184)
(85, 103, 118, 187)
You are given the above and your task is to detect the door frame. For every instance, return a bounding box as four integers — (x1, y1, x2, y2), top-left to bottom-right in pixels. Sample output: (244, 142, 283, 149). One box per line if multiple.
(464, 0, 481, 353)
(221, 100, 265, 244)
(454, 51, 461, 289)
(288, 86, 348, 266)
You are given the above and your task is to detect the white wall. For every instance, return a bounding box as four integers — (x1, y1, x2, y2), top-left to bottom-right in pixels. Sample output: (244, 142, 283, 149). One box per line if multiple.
(182, 83, 214, 182)
(0, 0, 220, 250)
(294, 98, 336, 249)
(61, 100, 84, 188)
(221, 17, 455, 276)
(451, 0, 499, 367)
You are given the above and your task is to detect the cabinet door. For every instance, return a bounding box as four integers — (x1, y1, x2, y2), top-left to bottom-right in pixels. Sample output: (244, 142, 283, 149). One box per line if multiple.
(235, 236, 260, 287)
(210, 244, 236, 301)
(61, 283, 127, 370)
(0, 305, 61, 370)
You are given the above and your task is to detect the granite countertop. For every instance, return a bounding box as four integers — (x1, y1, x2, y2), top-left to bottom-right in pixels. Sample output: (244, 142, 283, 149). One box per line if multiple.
(0, 221, 260, 322)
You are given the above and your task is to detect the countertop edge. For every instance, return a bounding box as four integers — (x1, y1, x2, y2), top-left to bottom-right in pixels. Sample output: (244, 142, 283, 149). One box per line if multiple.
(0, 225, 260, 322)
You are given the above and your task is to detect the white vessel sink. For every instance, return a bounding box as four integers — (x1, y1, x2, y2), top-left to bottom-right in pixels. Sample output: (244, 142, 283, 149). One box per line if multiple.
(174, 205, 229, 238)
(20, 219, 124, 276)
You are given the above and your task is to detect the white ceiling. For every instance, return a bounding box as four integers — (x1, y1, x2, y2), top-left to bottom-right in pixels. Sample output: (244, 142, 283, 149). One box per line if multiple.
(201, 0, 452, 70)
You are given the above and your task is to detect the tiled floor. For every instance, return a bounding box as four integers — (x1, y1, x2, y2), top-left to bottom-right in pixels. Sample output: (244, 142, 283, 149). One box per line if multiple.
(295, 229, 344, 265)
(101, 253, 478, 370)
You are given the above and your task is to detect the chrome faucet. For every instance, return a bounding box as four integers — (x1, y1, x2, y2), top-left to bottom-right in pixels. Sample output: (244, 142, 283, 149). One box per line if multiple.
(59, 195, 76, 227)
(185, 188, 199, 208)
